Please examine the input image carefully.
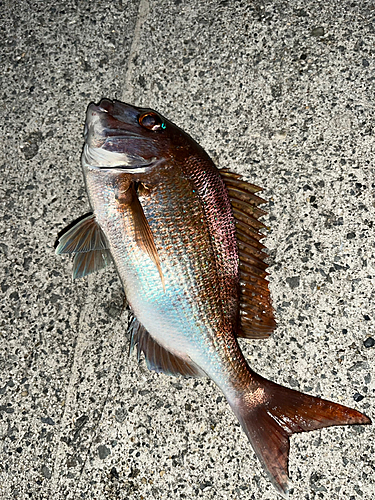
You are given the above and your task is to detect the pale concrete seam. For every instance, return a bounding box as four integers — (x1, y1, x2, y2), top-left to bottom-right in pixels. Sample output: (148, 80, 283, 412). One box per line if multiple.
(49, 301, 92, 496)
(122, 0, 150, 103)
(48, 3, 149, 493)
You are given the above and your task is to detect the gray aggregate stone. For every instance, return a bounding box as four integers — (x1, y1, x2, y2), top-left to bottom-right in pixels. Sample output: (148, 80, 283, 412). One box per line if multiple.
(98, 444, 111, 460)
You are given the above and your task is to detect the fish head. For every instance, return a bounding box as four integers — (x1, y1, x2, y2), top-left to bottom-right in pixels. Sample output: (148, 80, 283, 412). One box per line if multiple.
(82, 99, 209, 174)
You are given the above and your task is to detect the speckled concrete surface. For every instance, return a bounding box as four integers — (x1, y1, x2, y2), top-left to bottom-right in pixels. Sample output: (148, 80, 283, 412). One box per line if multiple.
(1, 1, 374, 499)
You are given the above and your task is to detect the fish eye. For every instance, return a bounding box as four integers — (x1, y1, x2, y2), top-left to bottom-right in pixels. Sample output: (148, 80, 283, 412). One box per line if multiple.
(139, 112, 165, 131)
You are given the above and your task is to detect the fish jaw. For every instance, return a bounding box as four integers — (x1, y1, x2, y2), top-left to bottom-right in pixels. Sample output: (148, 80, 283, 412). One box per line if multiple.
(83, 100, 164, 170)
(82, 99, 213, 173)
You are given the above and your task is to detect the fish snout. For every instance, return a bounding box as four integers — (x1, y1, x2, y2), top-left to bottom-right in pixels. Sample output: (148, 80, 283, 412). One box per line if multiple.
(88, 98, 115, 117)
(95, 98, 114, 113)
(82, 99, 171, 170)
(85, 100, 140, 142)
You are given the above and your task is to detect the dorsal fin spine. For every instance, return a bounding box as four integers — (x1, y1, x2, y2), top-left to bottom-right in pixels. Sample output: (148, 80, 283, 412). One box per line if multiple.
(219, 168, 276, 340)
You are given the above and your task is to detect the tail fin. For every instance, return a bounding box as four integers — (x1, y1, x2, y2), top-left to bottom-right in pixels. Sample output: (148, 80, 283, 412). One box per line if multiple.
(230, 375, 371, 498)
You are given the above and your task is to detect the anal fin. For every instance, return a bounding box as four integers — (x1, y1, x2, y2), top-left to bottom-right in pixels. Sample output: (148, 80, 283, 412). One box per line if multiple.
(128, 316, 204, 378)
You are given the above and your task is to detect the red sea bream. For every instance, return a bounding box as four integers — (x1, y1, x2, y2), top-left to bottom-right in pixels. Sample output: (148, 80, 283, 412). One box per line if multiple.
(56, 99, 371, 497)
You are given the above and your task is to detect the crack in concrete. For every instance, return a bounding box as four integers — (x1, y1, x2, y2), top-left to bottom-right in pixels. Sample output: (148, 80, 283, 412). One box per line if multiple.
(49, 296, 92, 496)
(122, 0, 150, 103)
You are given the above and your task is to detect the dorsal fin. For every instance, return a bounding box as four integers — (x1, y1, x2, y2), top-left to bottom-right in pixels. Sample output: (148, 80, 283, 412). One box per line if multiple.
(55, 213, 112, 279)
(220, 168, 276, 339)
(128, 316, 205, 378)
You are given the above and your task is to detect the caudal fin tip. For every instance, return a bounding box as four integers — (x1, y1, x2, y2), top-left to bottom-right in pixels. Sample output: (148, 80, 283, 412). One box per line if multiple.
(347, 408, 372, 426)
(263, 465, 290, 499)
(274, 480, 290, 499)
(359, 414, 372, 425)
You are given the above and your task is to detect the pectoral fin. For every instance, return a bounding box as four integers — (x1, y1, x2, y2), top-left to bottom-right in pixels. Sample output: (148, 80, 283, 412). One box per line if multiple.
(55, 213, 112, 279)
(127, 183, 165, 290)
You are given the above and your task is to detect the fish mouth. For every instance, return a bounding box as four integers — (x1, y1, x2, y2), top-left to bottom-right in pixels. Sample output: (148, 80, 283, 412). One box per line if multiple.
(85, 99, 144, 145)
(83, 99, 164, 170)
(82, 143, 162, 172)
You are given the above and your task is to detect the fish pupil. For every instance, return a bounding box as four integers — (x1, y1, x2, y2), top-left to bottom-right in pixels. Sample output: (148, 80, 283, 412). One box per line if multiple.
(139, 112, 164, 131)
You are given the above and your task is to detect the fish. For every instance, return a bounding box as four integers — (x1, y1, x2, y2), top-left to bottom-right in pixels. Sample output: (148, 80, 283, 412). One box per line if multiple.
(56, 99, 371, 497)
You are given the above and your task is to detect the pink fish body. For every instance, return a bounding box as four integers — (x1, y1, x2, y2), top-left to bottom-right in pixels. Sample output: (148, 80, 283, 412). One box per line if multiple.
(57, 99, 371, 497)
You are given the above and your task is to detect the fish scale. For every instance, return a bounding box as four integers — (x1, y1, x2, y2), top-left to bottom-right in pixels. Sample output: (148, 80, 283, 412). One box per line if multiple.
(91, 167, 225, 366)
(56, 99, 371, 498)
(130, 169, 240, 388)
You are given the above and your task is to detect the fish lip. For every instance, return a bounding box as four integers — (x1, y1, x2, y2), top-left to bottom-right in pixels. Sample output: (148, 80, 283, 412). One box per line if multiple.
(96, 158, 160, 171)
(87, 99, 135, 124)
(88, 98, 114, 114)
(83, 100, 165, 171)
(85, 100, 144, 142)
(82, 151, 165, 173)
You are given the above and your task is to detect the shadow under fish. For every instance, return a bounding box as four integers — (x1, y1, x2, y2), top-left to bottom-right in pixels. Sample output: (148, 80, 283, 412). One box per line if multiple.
(56, 99, 371, 497)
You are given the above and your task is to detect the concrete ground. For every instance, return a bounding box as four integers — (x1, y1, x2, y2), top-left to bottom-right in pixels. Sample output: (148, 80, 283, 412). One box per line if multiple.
(1, 0, 374, 499)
